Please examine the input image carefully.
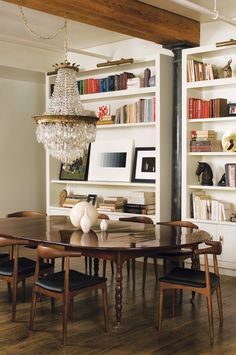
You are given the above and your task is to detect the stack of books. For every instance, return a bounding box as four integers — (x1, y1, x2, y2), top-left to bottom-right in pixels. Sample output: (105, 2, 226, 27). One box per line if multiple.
(124, 191, 155, 215)
(187, 59, 224, 82)
(190, 130, 222, 152)
(190, 191, 232, 221)
(97, 196, 127, 213)
(225, 163, 236, 187)
(62, 194, 88, 208)
(188, 97, 227, 119)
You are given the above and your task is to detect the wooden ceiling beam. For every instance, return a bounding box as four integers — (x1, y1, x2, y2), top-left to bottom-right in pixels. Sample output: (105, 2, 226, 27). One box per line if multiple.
(2, 0, 200, 46)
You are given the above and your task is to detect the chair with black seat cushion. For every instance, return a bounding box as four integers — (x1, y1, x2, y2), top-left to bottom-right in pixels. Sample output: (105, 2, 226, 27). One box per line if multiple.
(119, 216, 154, 288)
(142, 221, 199, 290)
(158, 241, 223, 341)
(29, 245, 109, 345)
(0, 236, 53, 321)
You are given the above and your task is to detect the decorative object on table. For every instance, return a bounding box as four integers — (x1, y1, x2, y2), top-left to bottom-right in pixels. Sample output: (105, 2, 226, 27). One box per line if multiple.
(18, 9, 99, 167)
(195, 162, 213, 186)
(80, 208, 92, 233)
(59, 145, 90, 180)
(70, 201, 98, 229)
(59, 189, 67, 207)
(227, 104, 236, 117)
(222, 58, 232, 78)
(80, 230, 98, 246)
(87, 194, 97, 206)
(100, 219, 108, 232)
(69, 230, 83, 245)
(88, 139, 134, 182)
(222, 130, 236, 151)
(100, 231, 108, 242)
(131, 147, 155, 183)
(217, 173, 226, 186)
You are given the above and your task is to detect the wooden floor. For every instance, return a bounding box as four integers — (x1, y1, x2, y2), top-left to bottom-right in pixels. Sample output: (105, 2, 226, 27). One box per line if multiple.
(0, 248, 236, 354)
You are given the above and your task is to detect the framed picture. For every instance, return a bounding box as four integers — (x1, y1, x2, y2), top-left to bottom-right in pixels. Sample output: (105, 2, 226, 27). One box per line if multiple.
(132, 147, 156, 183)
(59, 145, 90, 181)
(228, 103, 236, 116)
(87, 194, 97, 206)
(88, 139, 134, 182)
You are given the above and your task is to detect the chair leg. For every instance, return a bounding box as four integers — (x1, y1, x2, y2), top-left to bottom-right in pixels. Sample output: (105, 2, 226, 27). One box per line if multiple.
(126, 260, 130, 276)
(51, 297, 56, 314)
(85, 257, 88, 274)
(158, 283, 164, 332)
(142, 257, 148, 291)
(206, 295, 214, 341)
(103, 260, 106, 277)
(89, 257, 92, 276)
(29, 289, 37, 330)
(7, 282, 11, 302)
(61, 257, 65, 271)
(153, 258, 158, 283)
(110, 261, 114, 275)
(102, 285, 109, 332)
(63, 297, 69, 346)
(216, 285, 223, 324)
(132, 258, 135, 289)
(22, 280, 26, 302)
(11, 281, 17, 322)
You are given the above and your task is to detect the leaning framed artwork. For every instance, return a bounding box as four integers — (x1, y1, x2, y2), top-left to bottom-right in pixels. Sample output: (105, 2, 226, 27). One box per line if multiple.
(59, 145, 91, 181)
(88, 139, 134, 182)
(132, 147, 156, 183)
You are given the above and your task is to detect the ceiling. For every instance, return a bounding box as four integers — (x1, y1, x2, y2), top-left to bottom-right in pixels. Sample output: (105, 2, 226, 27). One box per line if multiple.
(0, 0, 236, 54)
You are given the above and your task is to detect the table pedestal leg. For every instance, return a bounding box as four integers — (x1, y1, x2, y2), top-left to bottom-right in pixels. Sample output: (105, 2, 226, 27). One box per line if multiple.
(115, 257, 123, 327)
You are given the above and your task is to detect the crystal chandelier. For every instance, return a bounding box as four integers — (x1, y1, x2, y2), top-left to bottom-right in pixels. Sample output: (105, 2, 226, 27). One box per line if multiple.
(29, 16, 98, 168)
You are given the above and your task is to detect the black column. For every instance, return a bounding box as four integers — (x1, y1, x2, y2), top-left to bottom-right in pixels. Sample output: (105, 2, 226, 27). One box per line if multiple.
(165, 43, 193, 221)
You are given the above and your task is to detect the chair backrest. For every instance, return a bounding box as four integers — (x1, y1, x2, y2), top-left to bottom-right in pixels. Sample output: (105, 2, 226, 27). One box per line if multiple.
(157, 220, 198, 229)
(7, 211, 47, 218)
(37, 245, 82, 260)
(98, 213, 109, 220)
(194, 240, 222, 279)
(0, 236, 27, 247)
(119, 216, 153, 224)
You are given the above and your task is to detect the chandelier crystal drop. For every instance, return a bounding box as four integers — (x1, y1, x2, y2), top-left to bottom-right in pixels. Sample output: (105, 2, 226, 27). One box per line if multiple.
(34, 61, 98, 168)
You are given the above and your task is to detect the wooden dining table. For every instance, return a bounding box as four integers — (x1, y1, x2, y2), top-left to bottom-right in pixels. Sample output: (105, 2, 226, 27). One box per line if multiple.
(0, 215, 210, 326)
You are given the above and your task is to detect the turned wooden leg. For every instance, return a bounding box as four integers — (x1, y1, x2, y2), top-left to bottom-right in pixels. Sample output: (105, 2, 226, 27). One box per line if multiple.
(142, 257, 148, 291)
(89, 257, 92, 275)
(85, 257, 88, 274)
(132, 258, 135, 289)
(102, 285, 109, 332)
(115, 258, 123, 326)
(94, 258, 99, 276)
(103, 260, 107, 277)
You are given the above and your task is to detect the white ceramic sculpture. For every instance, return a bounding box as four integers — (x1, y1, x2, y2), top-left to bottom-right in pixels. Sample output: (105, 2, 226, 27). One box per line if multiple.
(80, 208, 92, 233)
(70, 201, 98, 229)
(100, 219, 108, 232)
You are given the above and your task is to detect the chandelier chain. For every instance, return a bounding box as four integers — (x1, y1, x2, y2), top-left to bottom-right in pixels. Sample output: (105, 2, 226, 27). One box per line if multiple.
(213, 0, 219, 20)
(18, 6, 66, 40)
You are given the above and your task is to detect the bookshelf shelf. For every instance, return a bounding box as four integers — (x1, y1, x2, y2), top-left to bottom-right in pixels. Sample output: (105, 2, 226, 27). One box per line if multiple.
(47, 51, 173, 222)
(182, 44, 236, 273)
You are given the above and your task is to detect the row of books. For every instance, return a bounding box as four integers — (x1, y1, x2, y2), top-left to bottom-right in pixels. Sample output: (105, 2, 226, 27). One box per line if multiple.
(97, 197, 127, 212)
(123, 203, 155, 215)
(77, 72, 135, 94)
(187, 59, 224, 82)
(61, 194, 88, 208)
(190, 130, 222, 152)
(114, 98, 156, 124)
(190, 191, 232, 221)
(225, 163, 236, 187)
(188, 97, 228, 119)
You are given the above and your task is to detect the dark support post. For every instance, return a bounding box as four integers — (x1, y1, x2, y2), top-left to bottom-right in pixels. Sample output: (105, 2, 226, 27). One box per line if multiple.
(165, 43, 193, 221)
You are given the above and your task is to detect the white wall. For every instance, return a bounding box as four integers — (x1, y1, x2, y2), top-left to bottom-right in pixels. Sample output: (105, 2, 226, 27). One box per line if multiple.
(0, 66, 45, 217)
(200, 20, 236, 46)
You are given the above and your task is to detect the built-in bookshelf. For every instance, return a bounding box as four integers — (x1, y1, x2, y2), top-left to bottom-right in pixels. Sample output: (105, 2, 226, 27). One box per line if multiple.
(46, 51, 173, 222)
(182, 44, 236, 274)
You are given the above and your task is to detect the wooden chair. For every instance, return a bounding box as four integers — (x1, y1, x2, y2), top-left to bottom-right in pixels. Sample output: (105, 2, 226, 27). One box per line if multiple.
(0, 236, 53, 321)
(119, 216, 154, 288)
(29, 245, 109, 345)
(142, 221, 199, 290)
(6, 211, 47, 218)
(158, 241, 223, 341)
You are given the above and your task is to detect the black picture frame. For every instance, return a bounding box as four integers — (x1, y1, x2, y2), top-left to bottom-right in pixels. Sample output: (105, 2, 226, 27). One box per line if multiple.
(59, 145, 90, 181)
(87, 194, 97, 206)
(227, 103, 236, 116)
(131, 147, 156, 183)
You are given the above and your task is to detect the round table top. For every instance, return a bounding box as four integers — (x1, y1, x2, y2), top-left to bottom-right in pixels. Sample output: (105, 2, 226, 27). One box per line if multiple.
(0, 216, 210, 251)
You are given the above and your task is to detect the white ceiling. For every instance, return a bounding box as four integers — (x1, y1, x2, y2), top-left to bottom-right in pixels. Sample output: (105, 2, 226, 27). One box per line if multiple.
(0, 0, 236, 54)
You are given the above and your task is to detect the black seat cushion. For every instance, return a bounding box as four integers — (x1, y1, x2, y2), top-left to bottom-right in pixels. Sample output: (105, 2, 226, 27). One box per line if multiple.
(0, 253, 9, 261)
(0, 257, 36, 277)
(36, 270, 106, 293)
(155, 249, 193, 258)
(159, 267, 219, 288)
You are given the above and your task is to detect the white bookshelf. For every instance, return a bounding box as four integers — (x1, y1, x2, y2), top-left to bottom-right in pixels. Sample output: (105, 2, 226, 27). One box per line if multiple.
(46, 50, 173, 222)
(182, 44, 236, 275)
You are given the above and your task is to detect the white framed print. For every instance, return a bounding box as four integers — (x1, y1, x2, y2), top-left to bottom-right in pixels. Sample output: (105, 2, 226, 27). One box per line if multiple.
(131, 147, 156, 183)
(88, 139, 134, 182)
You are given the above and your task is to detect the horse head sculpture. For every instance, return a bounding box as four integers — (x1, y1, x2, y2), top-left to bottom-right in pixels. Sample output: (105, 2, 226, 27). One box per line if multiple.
(196, 162, 213, 186)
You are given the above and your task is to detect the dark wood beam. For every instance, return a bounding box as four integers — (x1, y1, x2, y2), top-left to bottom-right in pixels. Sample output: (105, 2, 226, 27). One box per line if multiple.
(2, 0, 200, 46)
